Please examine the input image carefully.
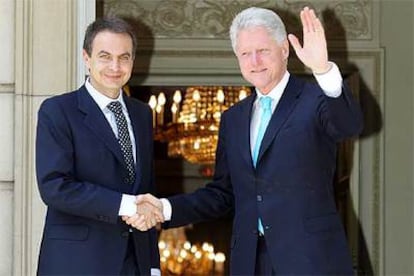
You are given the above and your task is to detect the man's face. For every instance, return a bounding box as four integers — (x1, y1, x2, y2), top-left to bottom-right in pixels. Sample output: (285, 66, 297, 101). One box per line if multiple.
(83, 30, 134, 98)
(235, 26, 289, 94)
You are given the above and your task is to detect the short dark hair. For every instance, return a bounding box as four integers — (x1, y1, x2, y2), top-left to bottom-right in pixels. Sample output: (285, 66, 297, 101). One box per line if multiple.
(83, 17, 137, 57)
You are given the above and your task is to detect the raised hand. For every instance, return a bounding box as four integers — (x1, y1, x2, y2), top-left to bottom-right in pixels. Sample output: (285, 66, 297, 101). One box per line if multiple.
(122, 193, 164, 231)
(288, 6, 330, 74)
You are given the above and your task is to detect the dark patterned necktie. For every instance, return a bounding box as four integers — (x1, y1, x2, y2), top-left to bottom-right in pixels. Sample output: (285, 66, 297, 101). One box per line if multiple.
(107, 101, 135, 184)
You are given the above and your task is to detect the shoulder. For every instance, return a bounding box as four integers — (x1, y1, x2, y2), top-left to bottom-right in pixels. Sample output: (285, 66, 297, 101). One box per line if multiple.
(126, 96, 150, 109)
(290, 74, 323, 93)
(124, 96, 151, 114)
(39, 89, 80, 114)
(224, 93, 254, 117)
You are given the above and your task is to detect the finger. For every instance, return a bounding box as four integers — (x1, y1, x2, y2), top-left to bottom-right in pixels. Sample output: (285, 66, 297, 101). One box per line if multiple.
(125, 213, 140, 225)
(135, 194, 145, 204)
(155, 213, 165, 223)
(308, 8, 323, 34)
(150, 216, 157, 227)
(301, 7, 312, 33)
(136, 193, 159, 207)
(153, 209, 165, 222)
(133, 216, 148, 231)
(137, 202, 155, 217)
(145, 217, 153, 230)
(288, 34, 302, 52)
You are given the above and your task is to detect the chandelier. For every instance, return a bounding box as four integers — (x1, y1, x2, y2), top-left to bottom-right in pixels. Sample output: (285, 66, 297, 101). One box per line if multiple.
(149, 86, 251, 169)
(158, 227, 226, 275)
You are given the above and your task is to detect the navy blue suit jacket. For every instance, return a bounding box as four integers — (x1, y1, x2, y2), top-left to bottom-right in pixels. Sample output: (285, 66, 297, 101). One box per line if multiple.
(36, 86, 159, 275)
(167, 75, 363, 275)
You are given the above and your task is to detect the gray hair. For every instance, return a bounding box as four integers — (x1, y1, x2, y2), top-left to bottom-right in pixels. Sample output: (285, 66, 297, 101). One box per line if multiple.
(229, 7, 287, 53)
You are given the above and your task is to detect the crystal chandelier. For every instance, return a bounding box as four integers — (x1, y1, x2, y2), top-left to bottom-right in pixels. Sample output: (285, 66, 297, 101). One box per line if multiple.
(149, 86, 251, 167)
(158, 227, 226, 275)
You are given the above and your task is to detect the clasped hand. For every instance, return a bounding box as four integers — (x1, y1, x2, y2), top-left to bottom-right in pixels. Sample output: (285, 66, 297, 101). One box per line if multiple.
(122, 194, 164, 231)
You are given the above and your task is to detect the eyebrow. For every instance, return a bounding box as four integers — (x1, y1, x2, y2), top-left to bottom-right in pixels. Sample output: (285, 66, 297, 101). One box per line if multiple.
(97, 50, 131, 57)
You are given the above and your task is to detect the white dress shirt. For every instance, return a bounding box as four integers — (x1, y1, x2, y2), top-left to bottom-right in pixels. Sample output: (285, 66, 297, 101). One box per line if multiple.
(85, 80, 161, 276)
(84, 80, 138, 217)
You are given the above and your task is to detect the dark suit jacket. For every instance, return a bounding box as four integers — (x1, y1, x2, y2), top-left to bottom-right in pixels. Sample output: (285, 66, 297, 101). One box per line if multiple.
(36, 86, 159, 275)
(167, 76, 363, 275)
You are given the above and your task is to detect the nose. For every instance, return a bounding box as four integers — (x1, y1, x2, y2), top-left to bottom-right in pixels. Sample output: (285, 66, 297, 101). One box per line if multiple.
(109, 58, 121, 71)
(250, 51, 261, 66)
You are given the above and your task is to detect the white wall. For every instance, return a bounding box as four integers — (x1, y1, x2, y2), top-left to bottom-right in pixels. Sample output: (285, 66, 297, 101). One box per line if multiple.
(381, 0, 414, 274)
(0, 0, 15, 274)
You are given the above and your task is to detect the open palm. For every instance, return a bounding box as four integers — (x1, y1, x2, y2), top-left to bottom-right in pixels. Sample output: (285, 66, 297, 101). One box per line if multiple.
(288, 7, 330, 74)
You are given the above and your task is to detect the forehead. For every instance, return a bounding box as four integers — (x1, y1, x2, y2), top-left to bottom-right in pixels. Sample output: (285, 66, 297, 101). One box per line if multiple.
(91, 30, 133, 54)
(236, 26, 276, 49)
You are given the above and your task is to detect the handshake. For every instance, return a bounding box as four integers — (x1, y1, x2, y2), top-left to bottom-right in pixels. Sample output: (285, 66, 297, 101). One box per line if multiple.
(122, 194, 165, 231)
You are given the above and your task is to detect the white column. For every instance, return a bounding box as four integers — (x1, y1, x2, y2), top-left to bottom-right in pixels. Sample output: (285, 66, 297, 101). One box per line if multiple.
(0, 0, 15, 275)
(77, 0, 96, 86)
(13, 0, 84, 275)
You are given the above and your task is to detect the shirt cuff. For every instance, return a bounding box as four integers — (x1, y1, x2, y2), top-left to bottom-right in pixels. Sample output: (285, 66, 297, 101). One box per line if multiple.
(151, 268, 161, 276)
(313, 61, 343, 98)
(118, 194, 137, 216)
(160, 198, 172, 221)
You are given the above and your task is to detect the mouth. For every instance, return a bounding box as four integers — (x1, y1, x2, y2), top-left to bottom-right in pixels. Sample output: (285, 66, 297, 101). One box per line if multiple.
(105, 74, 122, 80)
(251, 68, 267, 73)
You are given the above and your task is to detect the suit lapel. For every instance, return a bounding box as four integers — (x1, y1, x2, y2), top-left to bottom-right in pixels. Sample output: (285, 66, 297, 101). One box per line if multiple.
(77, 86, 125, 166)
(124, 95, 143, 188)
(257, 76, 303, 163)
(239, 94, 256, 168)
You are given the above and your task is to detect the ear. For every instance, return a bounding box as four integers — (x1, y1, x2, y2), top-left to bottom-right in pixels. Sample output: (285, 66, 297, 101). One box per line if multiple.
(282, 40, 289, 60)
(82, 49, 91, 68)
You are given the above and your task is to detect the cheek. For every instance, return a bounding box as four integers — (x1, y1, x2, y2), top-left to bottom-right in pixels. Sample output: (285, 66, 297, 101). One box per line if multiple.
(238, 60, 250, 72)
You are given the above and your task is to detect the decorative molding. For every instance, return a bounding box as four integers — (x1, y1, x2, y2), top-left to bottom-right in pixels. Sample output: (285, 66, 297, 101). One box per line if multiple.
(348, 49, 384, 275)
(0, 84, 15, 93)
(103, 0, 374, 43)
(0, 182, 13, 190)
(14, 0, 34, 274)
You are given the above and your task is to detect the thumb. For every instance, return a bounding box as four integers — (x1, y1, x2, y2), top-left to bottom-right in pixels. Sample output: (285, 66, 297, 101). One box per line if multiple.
(135, 194, 145, 204)
(288, 34, 301, 53)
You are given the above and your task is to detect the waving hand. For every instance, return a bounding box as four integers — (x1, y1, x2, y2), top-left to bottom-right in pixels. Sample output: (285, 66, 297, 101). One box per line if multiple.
(288, 7, 330, 74)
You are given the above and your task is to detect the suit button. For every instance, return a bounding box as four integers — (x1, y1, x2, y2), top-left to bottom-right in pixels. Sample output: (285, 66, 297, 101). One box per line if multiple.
(265, 225, 271, 230)
(257, 195, 262, 202)
(121, 231, 129, 238)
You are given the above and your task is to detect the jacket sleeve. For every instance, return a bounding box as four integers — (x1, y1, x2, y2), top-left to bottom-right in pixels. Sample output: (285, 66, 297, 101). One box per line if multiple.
(36, 98, 122, 224)
(317, 83, 363, 141)
(166, 113, 234, 228)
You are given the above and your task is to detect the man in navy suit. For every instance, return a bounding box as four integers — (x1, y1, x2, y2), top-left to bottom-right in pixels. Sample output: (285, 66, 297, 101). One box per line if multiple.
(129, 6, 363, 275)
(36, 17, 162, 275)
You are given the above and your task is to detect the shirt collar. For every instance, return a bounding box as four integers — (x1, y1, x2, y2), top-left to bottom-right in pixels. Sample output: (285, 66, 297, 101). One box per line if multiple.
(255, 71, 290, 102)
(85, 78, 126, 112)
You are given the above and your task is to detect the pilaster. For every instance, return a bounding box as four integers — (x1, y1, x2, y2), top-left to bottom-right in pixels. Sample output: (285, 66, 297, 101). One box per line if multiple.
(0, 0, 15, 274)
(14, 0, 79, 275)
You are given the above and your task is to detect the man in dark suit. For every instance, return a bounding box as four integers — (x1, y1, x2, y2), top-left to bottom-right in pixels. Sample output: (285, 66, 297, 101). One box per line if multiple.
(130, 6, 363, 275)
(36, 17, 162, 275)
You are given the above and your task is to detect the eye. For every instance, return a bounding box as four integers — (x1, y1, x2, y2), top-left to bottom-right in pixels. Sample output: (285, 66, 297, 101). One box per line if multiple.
(120, 55, 131, 62)
(99, 54, 111, 60)
(239, 52, 249, 57)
